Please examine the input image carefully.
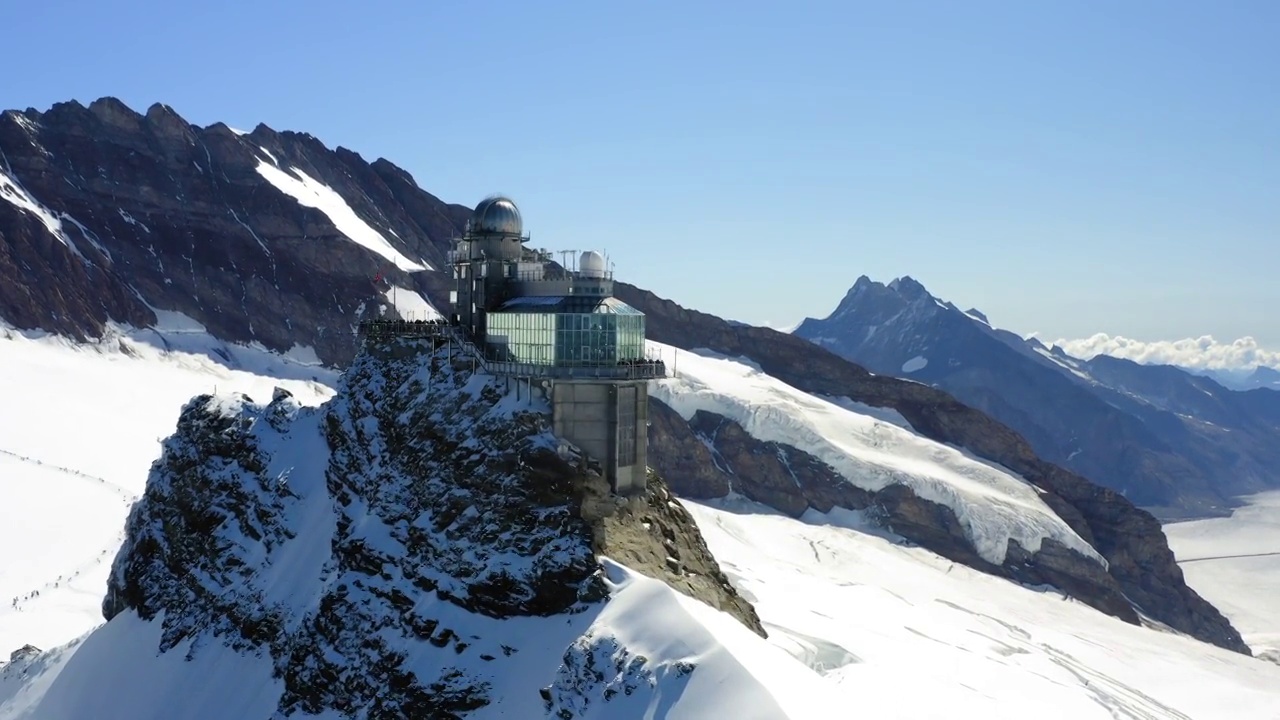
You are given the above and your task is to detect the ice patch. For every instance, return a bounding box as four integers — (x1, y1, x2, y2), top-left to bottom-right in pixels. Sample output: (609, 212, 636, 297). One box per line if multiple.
(254, 161, 429, 272)
(383, 286, 441, 321)
(902, 356, 928, 373)
(283, 344, 323, 367)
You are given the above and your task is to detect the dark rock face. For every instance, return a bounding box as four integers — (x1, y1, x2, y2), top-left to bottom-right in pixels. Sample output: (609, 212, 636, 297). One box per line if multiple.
(105, 335, 761, 716)
(620, 282, 1250, 655)
(791, 275, 1280, 516)
(1, 99, 470, 365)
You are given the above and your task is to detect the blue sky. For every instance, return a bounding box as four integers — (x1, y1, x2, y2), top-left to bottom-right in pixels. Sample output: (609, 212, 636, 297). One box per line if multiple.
(6, 0, 1278, 344)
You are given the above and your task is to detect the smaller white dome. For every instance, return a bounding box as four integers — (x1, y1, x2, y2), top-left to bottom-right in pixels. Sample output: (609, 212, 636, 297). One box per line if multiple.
(579, 250, 606, 278)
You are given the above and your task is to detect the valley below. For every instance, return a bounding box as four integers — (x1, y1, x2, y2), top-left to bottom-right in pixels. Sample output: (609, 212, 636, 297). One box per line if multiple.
(1165, 491, 1280, 663)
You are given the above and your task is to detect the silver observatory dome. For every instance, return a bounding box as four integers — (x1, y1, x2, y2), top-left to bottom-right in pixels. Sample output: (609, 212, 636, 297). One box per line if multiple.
(470, 196, 523, 236)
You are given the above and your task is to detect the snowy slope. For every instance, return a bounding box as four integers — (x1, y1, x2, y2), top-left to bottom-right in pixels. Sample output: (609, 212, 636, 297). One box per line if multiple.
(1, 341, 833, 720)
(1, 562, 835, 720)
(650, 342, 1101, 567)
(1165, 491, 1280, 662)
(1, 330, 1276, 718)
(688, 498, 1280, 719)
(0, 323, 334, 654)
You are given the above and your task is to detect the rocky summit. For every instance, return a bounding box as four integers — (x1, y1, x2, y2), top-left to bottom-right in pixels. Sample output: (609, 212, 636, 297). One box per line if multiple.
(99, 334, 760, 718)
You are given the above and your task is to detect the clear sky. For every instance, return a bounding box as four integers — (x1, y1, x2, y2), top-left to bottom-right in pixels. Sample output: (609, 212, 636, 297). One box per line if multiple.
(5, 0, 1278, 345)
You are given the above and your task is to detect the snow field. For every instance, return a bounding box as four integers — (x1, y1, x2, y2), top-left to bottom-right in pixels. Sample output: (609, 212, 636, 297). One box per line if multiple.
(1165, 491, 1280, 660)
(382, 285, 442, 320)
(687, 498, 1280, 719)
(0, 326, 333, 653)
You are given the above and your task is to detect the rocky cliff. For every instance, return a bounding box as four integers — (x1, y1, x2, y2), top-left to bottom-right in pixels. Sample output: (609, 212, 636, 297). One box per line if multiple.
(1, 98, 468, 365)
(101, 335, 761, 717)
(619, 282, 1250, 655)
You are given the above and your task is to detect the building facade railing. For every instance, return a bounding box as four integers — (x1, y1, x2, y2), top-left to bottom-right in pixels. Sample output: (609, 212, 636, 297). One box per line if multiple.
(356, 319, 668, 381)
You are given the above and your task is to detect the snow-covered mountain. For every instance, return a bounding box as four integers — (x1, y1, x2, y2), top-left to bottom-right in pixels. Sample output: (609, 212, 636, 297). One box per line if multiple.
(793, 275, 1280, 518)
(3, 97, 1276, 716)
(2, 329, 1278, 718)
(1188, 365, 1280, 392)
(2, 335, 804, 718)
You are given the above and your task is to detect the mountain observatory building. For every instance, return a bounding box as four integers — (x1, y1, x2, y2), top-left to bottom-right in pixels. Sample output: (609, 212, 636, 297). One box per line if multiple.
(448, 196, 666, 495)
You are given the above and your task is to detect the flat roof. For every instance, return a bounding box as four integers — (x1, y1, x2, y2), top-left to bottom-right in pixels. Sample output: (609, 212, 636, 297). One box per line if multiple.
(496, 296, 643, 315)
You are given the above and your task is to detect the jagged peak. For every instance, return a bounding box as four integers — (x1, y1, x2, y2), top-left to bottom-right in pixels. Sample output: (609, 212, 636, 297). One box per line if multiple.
(44, 99, 88, 120)
(849, 274, 878, 292)
(0, 108, 41, 135)
(886, 274, 932, 300)
(87, 97, 145, 131)
(143, 101, 183, 121)
(836, 275, 886, 305)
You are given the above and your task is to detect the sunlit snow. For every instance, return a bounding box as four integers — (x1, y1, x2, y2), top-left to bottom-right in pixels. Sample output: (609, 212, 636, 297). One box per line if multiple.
(0, 325, 334, 652)
(687, 498, 1280, 719)
(254, 159, 429, 272)
(2, 332, 1279, 718)
(1165, 491, 1280, 662)
(382, 285, 441, 321)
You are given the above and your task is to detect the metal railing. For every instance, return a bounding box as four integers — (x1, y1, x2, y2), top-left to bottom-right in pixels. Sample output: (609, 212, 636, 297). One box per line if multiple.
(357, 320, 668, 380)
(480, 357, 667, 381)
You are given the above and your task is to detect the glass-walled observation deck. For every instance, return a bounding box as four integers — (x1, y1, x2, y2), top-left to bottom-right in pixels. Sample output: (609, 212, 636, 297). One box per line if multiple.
(485, 296, 649, 367)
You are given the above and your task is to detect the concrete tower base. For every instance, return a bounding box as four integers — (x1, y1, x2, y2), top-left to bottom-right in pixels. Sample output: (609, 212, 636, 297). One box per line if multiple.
(552, 380, 650, 496)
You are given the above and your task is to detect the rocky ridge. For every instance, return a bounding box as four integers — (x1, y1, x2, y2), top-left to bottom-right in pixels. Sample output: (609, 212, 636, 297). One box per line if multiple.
(102, 334, 761, 717)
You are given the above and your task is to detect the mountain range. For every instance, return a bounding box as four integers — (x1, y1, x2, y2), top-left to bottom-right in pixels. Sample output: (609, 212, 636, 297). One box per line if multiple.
(794, 276, 1280, 519)
(2, 97, 1278, 717)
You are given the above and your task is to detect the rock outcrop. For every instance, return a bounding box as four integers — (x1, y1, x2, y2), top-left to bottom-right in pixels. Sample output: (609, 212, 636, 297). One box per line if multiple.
(622, 282, 1250, 655)
(104, 335, 762, 717)
(1, 99, 470, 365)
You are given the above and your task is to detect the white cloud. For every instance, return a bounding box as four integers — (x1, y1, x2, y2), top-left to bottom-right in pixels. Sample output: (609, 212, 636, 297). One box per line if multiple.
(1053, 333, 1280, 372)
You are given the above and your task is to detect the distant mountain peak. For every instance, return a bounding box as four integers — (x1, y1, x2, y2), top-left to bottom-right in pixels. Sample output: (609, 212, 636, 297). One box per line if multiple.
(886, 275, 929, 298)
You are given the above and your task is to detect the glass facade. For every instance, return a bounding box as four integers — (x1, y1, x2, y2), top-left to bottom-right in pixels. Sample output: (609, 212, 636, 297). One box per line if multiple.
(485, 298, 647, 367)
